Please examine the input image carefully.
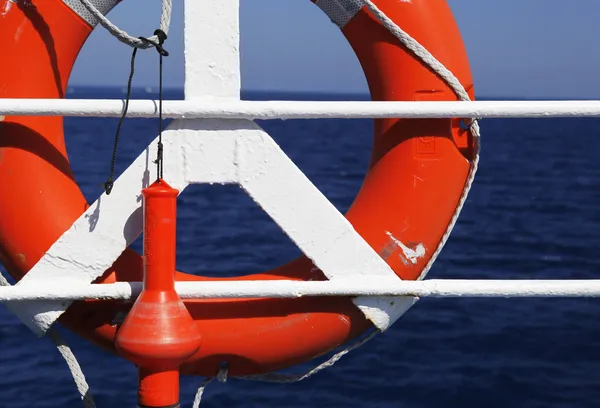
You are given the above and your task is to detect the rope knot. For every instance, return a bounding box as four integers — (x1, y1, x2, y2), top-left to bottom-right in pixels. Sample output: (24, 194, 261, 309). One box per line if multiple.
(153, 29, 169, 56)
(154, 29, 167, 44)
(138, 34, 169, 57)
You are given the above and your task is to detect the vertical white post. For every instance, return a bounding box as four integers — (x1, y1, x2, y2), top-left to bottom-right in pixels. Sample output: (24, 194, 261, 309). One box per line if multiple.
(184, 0, 241, 99)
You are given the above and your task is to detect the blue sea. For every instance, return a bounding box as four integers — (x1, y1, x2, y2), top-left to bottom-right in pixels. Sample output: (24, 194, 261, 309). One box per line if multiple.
(1, 87, 600, 408)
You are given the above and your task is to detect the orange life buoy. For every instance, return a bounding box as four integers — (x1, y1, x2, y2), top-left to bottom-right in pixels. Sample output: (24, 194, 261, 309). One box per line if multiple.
(0, 0, 475, 376)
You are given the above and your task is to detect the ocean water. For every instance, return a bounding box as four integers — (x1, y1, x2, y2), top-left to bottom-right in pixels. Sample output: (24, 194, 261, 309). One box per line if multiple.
(1, 87, 600, 408)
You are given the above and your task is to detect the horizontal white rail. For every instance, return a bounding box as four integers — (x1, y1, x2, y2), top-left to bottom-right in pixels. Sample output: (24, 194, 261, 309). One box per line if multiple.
(1, 99, 600, 119)
(2, 279, 600, 302)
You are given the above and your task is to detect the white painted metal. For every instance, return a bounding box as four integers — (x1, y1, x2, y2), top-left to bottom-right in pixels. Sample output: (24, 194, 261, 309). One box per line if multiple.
(4, 280, 600, 302)
(235, 127, 417, 330)
(2, 99, 600, 119)
(184, 0, 240, 98)
(11, 116, 414, 335)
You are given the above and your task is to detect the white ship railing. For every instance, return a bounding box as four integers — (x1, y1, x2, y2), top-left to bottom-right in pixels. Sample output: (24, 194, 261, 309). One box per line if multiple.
(2, 280, 600, 302)
(2, 99, 600, 118)
(1, 1, 599, 406)
(0, 0, 598, 327)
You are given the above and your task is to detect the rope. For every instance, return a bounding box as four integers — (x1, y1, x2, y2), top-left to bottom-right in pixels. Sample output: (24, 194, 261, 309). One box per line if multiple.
(77, 0, 172, 49)
(192, 364, 230, 408)
(47, 330, 97, 408)
(192, 330, 380, 408)
(0, 273, 96, 408)
(153, 32, 167, 181)
(103, 45, 139, 195)
(103, 30, 169, 194)
(360, 0, 481, 280)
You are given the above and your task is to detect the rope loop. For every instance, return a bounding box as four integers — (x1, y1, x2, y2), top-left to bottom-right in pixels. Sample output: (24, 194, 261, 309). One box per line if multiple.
(77, 0, 172, 50)
(139, 30, 170, 57)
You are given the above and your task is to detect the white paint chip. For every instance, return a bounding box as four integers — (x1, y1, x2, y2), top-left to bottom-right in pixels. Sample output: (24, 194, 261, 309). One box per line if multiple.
(386, 231, 426, 265)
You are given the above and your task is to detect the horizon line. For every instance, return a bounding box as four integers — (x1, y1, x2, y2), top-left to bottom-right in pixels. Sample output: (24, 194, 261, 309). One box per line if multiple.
(64, 85, 600, 101)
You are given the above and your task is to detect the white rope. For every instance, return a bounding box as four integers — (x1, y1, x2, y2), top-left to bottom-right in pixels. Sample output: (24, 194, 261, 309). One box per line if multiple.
(77, 0, 172, 49)
(47, 330, 97, 408)
(361, 0, 481, 281)
(192, 364, 230, 408)
(239, 329, 379, 383)
(0, 273, 96, 408)
(192, 330, 379, 408)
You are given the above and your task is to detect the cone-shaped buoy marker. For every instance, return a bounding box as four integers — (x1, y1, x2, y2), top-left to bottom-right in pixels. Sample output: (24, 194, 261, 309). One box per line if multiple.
(115, 179, 202, 408)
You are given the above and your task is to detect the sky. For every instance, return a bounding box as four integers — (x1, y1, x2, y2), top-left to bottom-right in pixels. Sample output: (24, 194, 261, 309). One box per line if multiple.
(69, 0, 600, 98)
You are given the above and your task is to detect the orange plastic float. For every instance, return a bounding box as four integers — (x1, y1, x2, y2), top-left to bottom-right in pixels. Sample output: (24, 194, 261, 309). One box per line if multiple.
(0, 0, 476, 376)
(115, 180, 202, 407)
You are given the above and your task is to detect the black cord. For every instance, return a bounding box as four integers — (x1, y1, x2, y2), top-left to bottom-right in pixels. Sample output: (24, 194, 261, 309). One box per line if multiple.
(154, 29, 168, 181)
(104, 47, 138, 195)
(103, 30, 168, 195)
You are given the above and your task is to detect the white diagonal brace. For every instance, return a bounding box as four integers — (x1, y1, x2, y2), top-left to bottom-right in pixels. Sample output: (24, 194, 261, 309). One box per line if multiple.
(236, 124, 417, 330)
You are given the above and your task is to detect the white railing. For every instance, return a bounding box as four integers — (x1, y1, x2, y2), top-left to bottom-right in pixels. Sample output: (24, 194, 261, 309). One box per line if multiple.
(1, 3, 598, 408)
(2, 280, 600, 302)
(2, 99, 600, 119)
(1, 0, 598, 335)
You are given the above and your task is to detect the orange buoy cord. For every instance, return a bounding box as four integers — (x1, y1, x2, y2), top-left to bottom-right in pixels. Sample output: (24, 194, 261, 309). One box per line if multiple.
(115, 179, 202, 408)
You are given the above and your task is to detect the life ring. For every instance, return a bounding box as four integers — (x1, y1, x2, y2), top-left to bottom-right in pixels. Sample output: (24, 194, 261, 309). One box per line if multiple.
(0, 0, 475, 376)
